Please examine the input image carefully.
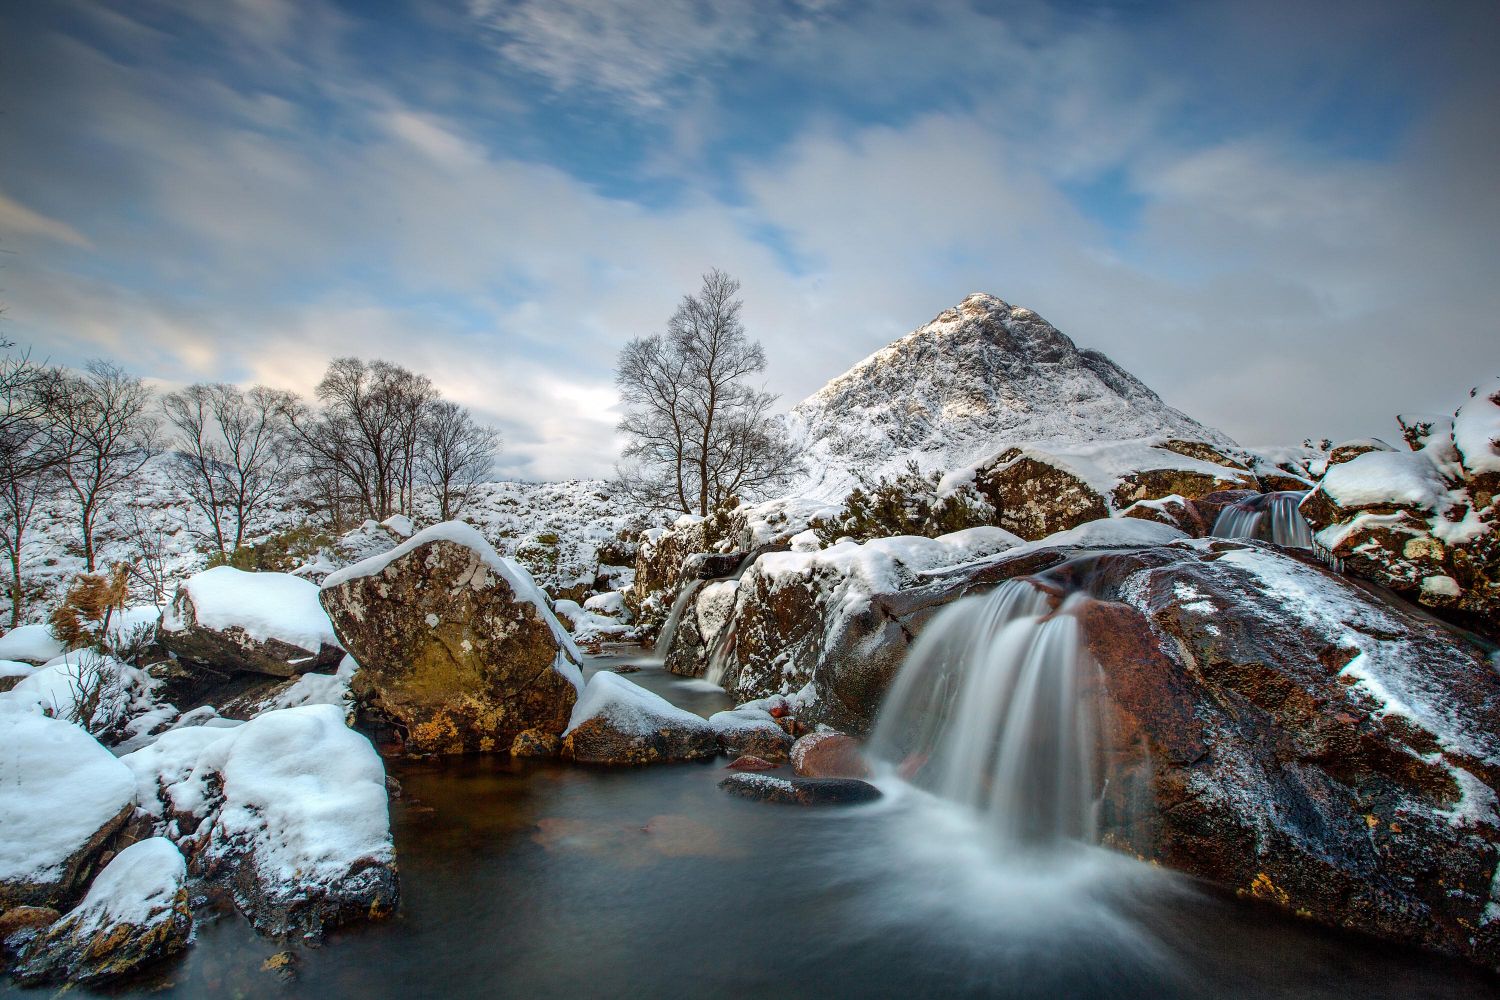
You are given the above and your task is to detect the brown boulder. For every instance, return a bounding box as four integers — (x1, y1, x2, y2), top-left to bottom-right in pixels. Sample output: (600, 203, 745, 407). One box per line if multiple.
(319, 523, 580, 755)
(560, 672, 717, 765)
(719, 773, 881, 805)
(791, 732, 870, 778)
(159, 568, 343, 678)
(1119, 494, 1208, 536)
(973, 450, 1110, 540)
(709, 707, 793, 763)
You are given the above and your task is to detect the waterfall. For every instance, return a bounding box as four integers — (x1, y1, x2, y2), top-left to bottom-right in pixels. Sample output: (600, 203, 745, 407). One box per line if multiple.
(651, 584, 699, 657)
(1211, 491, 1313, 548)
(867, 580, 1100, 849)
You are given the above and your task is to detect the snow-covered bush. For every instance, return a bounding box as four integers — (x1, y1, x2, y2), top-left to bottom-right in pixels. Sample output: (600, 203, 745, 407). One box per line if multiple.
(812, 461, 994, 545)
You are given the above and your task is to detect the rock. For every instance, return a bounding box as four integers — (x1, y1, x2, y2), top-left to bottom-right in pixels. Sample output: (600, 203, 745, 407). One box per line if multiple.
(969, 442, 1254, 542)
(630, 517, 709, 635)
(1328, 437, 1396, 467)
(709, 707, 793, 763)
(159, 567, 343, 678)
(0, 706, 136, 911)
(719, 773, 882, 806)
(791, 731, 870, 779)
(12, 838, 192, 986)
(725, 755, 779, 771)
(510, 728, 561, 758)
(120, 705, 399, 938)
(1071, 541, 1500, 970)
(561, 671, 718, 765)
(1300, 393, 1500, 639)
(1120, 494, 1208, 537)
(0, 623, 66, 665)
(319, 521, 582, 755)
(0, 907, 59, 964)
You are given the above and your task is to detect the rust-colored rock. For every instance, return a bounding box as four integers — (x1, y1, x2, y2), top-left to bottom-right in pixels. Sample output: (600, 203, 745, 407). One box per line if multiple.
(726, 754, 779, 771)
(791, 732, 870, 779)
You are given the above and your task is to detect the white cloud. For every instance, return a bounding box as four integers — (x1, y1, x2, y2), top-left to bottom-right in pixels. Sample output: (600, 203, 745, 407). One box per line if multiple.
(0, 190, 92, 249)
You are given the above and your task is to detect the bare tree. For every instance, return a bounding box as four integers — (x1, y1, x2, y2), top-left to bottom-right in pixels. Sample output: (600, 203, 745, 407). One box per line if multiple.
(163, 383, 294, 556)
(0, 351, 70, 625)
(285, 358, 436, 525)
(615, 269, 800, 515)
(54, 361, 159, 571)
(119, 505, 173, 609)
(420, 400, 500, 520)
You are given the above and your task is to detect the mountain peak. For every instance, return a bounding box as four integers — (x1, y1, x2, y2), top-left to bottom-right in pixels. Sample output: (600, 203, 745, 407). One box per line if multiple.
(783, 293, 1231, 498)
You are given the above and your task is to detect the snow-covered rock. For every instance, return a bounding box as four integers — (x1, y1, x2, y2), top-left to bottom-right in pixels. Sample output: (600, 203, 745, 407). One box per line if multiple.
(121, 704, 398, 937)
(707, 706, 793, 763)
(159, 566, 343, 678)
(319, 521, 581, 754)
(11, 837, 191, 986)
(561, 671, 717, 765)
(1301, 381, 1500, 636)
(0, 624, 66, 665)
(6, 651, 168, 747)
(0, 704, 136, 909)
(781, 293, 1234, 500)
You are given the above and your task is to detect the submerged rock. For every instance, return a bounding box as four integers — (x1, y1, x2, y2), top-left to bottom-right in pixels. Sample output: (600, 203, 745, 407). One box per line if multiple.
(561, 671, 717, 765)
(319, 521, 582, 755)
(159, 567, 343, 678)
(0, 706, 136, 911)
(719, 773, 881, 806)
(12, 838, 192, 986)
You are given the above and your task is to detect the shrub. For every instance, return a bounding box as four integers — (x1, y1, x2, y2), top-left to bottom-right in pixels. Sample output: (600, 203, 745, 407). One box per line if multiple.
(208, 524, 336, 573)
(813, 461, 995, 545)
(48, 565, 130, 651)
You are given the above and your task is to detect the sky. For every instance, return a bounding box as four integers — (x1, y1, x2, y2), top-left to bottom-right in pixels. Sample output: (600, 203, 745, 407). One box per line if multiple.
(1, 0, 1497, 481)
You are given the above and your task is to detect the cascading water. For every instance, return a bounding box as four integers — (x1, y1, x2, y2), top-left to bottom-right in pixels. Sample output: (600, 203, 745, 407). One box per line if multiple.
(867, 579, 1100, 849)
(1211, 490, 1314, 548)
(653, 551, 760, 665)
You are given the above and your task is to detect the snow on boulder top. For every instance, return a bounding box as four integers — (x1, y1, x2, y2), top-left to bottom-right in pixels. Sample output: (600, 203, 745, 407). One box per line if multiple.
(1453, 376, 1500, 476)
(564, 671, 708, 737)
(380, 514, 415, 538)
(321, 520, 581, 665)
(162, 566, 339, 653)
(782, 293, 1234, 499)
(1026, 517, 1187, 549)
(1317, 450, 1451, 511)
(0, 703, 136, 884)
(0, 623, 67, 665)
(61, 837, 186, 931)
(210, 704, 394, 884)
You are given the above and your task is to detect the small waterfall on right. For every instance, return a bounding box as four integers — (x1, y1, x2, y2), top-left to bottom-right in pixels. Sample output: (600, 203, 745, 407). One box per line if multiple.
(867, 579, 1101, 849)
(1211, 490, 1313, 548)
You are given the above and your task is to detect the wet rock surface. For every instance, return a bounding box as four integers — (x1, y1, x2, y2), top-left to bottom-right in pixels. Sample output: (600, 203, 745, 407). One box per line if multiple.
(791, 732, 870, 779)
(719, 772, 882, 806)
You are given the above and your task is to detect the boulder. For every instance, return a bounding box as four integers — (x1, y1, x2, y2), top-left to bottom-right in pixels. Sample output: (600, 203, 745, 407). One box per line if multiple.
(630, 517, 709, 634)
(791, 732, 870, 779)
(1193, 488, 1262, 529)
(0, 624, 66, 665)
(1328, 437, 1396, 467)
(709, 707, 793, 764)
(319, 522, 582, 755)
(561, 671, 718, 765)
(0, 706, 136, 910)
(725, 755, 779, 771)
(12, 838, 192, 986)
(159, 567, 343, 678)
(1119, 494, 1208, 537)
(120, 704, 399, 938)
(0, 907, 59, 964)
(510, 728, 561, 758)
(719, 773, 882, 806)
(973, 449, 1109, 540)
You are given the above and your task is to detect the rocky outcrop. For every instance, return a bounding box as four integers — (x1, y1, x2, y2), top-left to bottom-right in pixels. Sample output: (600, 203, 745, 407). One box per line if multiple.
(11, 838, 192, 986)
(561, 672, 718, 765)
(319, 522, 581, 755)
(1072, 539, 1500, 970)
(967, 442, 1255, 542)
(1119, 494, 1208, 537)
(1300, 381, 1500, 639)
(0, 707, 136, 911)
(159, 567, 343, 678)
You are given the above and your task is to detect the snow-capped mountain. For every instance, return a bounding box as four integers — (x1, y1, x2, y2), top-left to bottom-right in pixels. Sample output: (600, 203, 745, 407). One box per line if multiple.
(783, 293, 1233, 497)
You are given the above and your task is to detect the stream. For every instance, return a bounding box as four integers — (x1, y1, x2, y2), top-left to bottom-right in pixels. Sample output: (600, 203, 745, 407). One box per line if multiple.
(6, 650, 1497, 999)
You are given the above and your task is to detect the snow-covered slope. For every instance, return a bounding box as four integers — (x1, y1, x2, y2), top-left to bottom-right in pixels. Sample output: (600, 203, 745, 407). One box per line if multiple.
(783, 293, 1233, 498)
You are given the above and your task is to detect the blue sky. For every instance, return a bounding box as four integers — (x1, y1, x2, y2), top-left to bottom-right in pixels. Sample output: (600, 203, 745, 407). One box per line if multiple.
(1, 0, 1497, 479)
